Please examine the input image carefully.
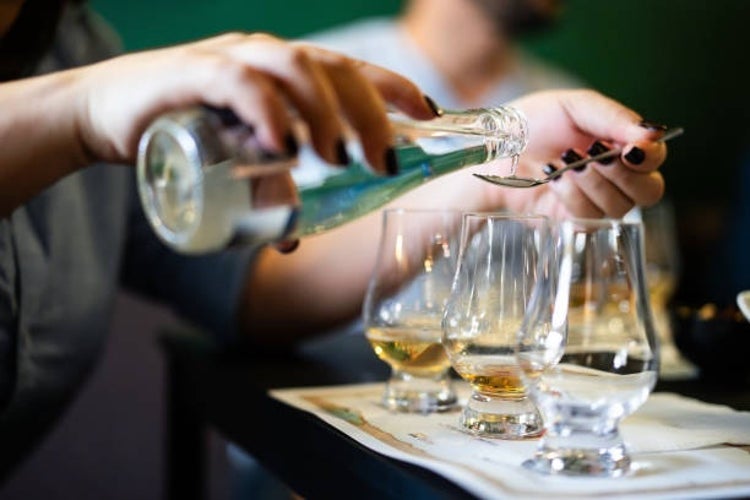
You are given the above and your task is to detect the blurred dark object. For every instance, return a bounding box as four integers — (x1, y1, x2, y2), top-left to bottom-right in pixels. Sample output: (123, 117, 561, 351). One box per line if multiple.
(671, 303, 750, 383)
(0, 0, 67, 82)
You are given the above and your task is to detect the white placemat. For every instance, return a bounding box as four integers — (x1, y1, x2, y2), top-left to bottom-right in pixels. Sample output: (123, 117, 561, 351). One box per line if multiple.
(270, 382, 750, 499)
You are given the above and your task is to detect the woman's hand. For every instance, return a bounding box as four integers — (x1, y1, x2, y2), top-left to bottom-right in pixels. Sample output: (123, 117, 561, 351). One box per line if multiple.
(74, 33, 437, 174)
(490, 89, 668, 218)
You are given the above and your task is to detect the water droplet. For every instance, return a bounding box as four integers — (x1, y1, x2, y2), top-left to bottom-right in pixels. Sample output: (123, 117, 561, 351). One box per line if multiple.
(509, 155, 519, 176)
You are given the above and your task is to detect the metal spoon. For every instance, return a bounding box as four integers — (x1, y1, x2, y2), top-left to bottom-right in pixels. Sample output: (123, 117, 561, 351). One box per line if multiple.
(473, 127, 684, 188)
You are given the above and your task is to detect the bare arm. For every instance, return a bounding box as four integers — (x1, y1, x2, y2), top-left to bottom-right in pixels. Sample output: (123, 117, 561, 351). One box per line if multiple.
(0, 33, 436, 217)
(0, 70, 91, 215)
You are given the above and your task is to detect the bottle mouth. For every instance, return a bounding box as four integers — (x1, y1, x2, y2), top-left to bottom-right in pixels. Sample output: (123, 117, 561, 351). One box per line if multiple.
(481, 106, 529, 160)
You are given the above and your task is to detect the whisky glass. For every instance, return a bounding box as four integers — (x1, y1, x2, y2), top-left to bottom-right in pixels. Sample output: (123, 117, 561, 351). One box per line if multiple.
(517, 219, 659, 477)
(638, 201, 696, 379)
(442, 213, 551, 438)
(363, 209, 463, 413)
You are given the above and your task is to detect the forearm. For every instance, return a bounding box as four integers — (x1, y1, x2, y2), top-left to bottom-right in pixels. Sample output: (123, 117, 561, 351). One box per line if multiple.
(238, 209, 383, 345)
(236, 172, 510, 345)
(0, 69, 90, 216)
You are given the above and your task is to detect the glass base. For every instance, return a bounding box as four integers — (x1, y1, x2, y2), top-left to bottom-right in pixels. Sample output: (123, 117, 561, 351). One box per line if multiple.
(383, 370, 457, 414)
(459, 391, 543, 439)
(523, 429, 631, 477)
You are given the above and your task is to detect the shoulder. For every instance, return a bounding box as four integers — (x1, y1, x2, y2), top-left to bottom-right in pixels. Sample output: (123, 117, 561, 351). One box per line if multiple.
(35, 3, 123, 74)
(303, 18, 401, 58)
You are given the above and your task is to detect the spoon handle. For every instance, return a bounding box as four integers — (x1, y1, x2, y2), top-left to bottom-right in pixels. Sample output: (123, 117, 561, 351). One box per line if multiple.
(545, 127, 684, 181)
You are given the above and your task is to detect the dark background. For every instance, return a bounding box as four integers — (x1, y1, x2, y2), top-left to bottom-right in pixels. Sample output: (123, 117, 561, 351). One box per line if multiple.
(2, 1, 748, 499)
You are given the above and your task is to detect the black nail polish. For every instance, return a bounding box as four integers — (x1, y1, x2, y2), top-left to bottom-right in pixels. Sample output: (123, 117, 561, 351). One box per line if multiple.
(284, 133, 299, 156)
(587, 141, 614, 165)
(276, 239, 300, 254)
(336, 139, 350, 165)
(562, 149, 586, 172)
(542, 163, 558, 176)
(639, 120, 668, 132)
(423, 95, 443, 117)
(624, 146, 646, 165)
(385, 147, 399, 176)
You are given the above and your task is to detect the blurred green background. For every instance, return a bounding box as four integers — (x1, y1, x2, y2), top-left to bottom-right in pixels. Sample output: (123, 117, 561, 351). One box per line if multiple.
(91, 0, 748, 301)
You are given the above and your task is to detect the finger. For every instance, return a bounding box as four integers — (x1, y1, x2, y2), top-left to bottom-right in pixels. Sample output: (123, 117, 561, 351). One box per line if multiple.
(296, 42, 436, 120)
(273, 239, 300, 254)
(203, 61, 292, 154)
(560, 142, 664, 212)
(557, 89, 652, 143)
(354, 62, 437, 119)
(312, 53, 395, 174)
(298, 44, 439, 173)
(548, 176, 605, 218)
(570, 166, 633, 217)
(557, 90, 676, 166)
(550, 147, 626, 217)
(219, 35, 349, 166)
(620, 139, 668, 173)
(592, 162, 665, 207)
(250, 171, 299, 210)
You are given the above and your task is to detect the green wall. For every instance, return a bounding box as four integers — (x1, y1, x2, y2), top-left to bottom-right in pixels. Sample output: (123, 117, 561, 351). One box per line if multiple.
(91, 0, 747, 211)
(90, 0, 402, 47)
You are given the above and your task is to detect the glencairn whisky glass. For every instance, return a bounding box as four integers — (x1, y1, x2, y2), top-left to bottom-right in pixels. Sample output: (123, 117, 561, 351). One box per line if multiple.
(363, 209, 463, 413)
(638, 201, 696, 378)
(517, 218, 659, 477)
(442, 213, 551, 438)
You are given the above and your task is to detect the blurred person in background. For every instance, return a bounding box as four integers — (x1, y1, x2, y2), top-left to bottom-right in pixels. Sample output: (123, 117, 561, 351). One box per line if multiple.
(308, 0, 582, 108)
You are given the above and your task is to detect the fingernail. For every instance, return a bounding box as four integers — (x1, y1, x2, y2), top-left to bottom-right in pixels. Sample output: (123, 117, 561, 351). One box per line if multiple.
(385, 147, 399, 176)
(639, 120, 668, 132)
(587, 141, 614, 165)
(423, 95, 443, 117)
(561, 149, 586, 172)
(285, 133, 299, 156)
(336, 139, 350, 166)
(542, 163, 558, 176)
(624, 146, 646, 165)
(275, 239, 300, 254)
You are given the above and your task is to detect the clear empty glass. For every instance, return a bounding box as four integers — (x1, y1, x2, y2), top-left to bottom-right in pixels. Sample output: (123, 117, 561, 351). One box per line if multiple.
(442, 213, 551, 438)
(363, 209, 463, 413)
(517, 218, 659, 477)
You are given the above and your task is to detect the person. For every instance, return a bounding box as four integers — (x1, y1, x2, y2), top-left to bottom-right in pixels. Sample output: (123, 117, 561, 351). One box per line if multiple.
(306, 0, 582, 109)
(0, 0, 669, 485)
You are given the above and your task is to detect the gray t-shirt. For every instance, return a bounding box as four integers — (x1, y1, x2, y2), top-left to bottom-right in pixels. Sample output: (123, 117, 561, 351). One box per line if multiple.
(306, 18, 583, 109)
(0, 6, 254, 470)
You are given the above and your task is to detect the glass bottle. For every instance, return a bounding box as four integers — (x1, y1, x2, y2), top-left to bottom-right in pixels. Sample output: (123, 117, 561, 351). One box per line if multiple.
(136, 106, 528, 254)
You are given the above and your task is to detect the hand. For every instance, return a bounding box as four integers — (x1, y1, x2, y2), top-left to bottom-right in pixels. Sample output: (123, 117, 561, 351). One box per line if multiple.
(74, 33, 437, 174)
(493, 89, 668, 218)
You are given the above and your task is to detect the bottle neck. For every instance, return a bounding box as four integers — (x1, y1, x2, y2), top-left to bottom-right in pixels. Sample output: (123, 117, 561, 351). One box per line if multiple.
(388, 106, 528, 164)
